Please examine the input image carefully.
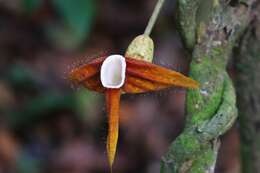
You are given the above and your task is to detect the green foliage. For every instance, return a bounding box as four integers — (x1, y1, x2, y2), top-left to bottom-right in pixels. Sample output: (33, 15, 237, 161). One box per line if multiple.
(4, 65, 100, 129)
(8, 93, 77, 128)
(47, 0, 96, 49)
(74, 89, 101, 120)
(16, 151, 42, 173)
(23, 0, 43, 14)
(5, 64, 39, 91)
(22, 0, 96, 49)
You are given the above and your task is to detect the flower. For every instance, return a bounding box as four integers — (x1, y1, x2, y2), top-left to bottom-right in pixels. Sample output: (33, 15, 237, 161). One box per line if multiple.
(69, 54, 199, 169)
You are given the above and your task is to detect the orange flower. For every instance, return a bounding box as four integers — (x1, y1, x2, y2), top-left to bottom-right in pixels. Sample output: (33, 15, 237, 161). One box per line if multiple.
(69, 54, 199, 169)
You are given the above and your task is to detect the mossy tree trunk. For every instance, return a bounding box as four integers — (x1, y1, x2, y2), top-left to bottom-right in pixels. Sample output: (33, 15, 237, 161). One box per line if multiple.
(160, 0, 257, 173)
(236, 2, 260, 173)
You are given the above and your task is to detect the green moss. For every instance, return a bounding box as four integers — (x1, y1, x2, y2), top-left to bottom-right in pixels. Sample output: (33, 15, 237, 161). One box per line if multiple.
(177, 132, 200, 154)
(186, 58, 225, 125)
(188, 147, 215, 173)
(196, 0, 214, 25)
(177, 0, 201, 50)
(197, 22, 207, 43)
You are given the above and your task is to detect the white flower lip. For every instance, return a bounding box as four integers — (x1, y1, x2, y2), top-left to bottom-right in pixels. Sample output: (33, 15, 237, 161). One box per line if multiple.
(100, 54, 126, 89)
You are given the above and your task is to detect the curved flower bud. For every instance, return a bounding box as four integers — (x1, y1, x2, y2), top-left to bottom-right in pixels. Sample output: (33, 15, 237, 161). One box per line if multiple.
(125, 35, 154, 62)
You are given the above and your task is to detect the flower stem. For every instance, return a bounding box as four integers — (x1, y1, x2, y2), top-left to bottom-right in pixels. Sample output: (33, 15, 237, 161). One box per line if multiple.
(144, 0, 165, 36)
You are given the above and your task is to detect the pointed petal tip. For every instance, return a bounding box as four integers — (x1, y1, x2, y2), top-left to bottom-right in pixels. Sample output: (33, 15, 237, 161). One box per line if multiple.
(125, 57, 200, 91)
(67, 70, 81, 87)
(107, 152, 115, 171)
(68, 69, 78, 81)
(173, 76, 200, 89)
(187, 78, 200, 89)
(109, 165, 113, 173)
(68, 56, 107, 84)
(105, 89, 121, 171)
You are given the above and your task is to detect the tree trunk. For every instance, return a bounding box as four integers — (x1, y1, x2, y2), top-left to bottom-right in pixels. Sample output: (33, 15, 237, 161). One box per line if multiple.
(161, 0, 256, 172)
(236, 2, 260, 173)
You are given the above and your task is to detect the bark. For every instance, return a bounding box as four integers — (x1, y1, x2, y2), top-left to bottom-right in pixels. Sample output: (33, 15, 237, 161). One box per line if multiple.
(236, 2, 260, 172)
(161, 0, 256, 172)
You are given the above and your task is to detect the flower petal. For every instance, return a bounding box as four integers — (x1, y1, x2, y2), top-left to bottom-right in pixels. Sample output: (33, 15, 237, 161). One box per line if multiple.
(68, 56, 106, 93)
(69, 56, 106, 83)
(123, 75, 169, 93)
(105, 89, 121, 169)
(82, 74, 105, 93)
(125, 57, 199, 91)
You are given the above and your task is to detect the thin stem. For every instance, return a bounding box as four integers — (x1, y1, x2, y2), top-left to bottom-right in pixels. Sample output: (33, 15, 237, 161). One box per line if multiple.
(144, 0, 165, 36)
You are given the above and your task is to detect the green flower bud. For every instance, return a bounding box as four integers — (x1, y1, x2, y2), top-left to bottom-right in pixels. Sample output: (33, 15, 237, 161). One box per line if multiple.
(125, 35, 154, 62)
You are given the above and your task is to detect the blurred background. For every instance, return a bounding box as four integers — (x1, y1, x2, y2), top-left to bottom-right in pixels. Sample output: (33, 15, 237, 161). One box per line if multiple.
(0, 0, 240, 173)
